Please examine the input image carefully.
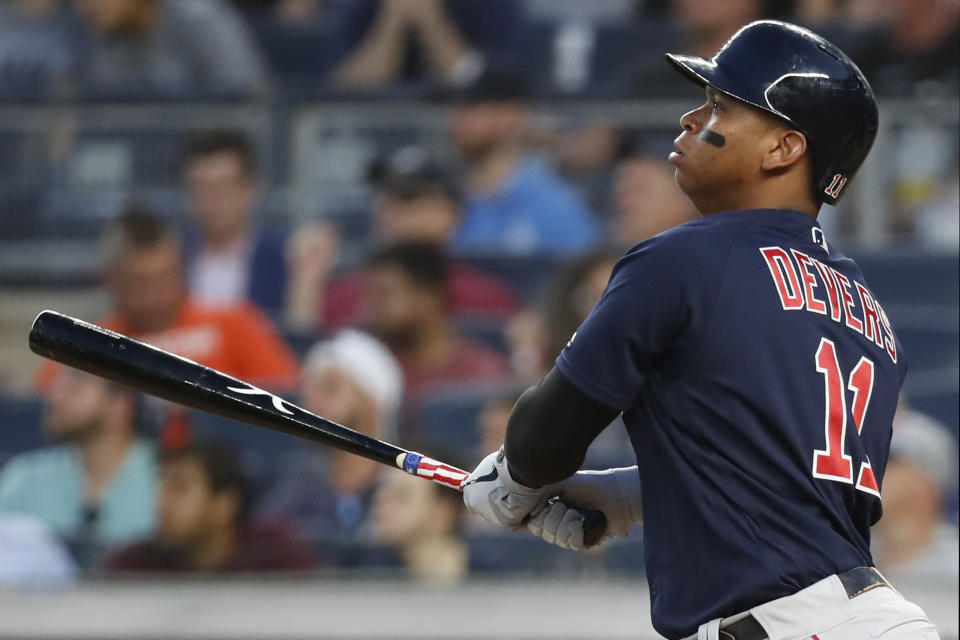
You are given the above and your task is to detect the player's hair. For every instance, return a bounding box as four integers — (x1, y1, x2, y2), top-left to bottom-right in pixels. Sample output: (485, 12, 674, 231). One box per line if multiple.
(161, 442, 252, 525)
(181, 129, 257, 176)
(366, 241, 448, 294)
(101, 204, 179, 266)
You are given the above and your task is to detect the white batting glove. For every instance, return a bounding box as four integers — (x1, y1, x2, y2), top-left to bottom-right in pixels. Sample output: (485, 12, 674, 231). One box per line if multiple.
(462, 447, 549, 531)
(527, 466, 642, 550)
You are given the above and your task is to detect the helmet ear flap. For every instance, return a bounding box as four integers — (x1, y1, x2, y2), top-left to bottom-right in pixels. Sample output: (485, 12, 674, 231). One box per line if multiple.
(820, 173, 849, 205)
(666, 20, 879, 207)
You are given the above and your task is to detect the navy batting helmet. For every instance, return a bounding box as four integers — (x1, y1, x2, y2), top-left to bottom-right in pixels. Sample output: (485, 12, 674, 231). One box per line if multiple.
(665, 20, 878, 205)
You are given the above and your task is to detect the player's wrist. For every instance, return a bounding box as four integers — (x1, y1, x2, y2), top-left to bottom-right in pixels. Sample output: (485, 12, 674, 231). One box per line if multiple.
(462, 447, 549, 531)
(505, 459, 542, 492)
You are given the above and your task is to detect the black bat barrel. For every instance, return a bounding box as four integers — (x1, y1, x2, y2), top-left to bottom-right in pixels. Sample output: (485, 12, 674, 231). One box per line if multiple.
(28, 310, 406, 467)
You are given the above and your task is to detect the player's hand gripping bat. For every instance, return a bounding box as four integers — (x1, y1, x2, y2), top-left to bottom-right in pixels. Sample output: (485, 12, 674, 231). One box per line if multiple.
(29, 310, 607, 547)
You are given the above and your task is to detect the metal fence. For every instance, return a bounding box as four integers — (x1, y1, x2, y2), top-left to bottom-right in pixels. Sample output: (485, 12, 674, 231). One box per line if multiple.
(0, 96, 956, 284)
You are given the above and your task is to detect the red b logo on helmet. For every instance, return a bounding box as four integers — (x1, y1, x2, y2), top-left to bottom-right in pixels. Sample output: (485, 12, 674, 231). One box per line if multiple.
(824, 173, 848, 198)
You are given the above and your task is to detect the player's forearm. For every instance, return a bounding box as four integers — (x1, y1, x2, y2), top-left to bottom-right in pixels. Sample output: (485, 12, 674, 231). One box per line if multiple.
(504, 368, 619, 488)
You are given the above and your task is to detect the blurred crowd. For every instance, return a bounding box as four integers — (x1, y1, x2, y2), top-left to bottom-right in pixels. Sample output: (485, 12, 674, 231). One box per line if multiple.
(0, 0, 957, 587)
(1, 0, 957, 99)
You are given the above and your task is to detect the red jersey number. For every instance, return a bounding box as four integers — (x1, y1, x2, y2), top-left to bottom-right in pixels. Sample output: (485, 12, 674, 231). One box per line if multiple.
(812, 338, 881, 498)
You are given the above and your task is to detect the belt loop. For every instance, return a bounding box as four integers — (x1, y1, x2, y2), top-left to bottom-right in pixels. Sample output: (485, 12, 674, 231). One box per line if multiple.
(697, 618, 722, 640)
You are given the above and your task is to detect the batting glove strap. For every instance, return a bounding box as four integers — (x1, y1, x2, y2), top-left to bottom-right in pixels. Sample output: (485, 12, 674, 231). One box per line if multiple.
(462, 447, 548, 531)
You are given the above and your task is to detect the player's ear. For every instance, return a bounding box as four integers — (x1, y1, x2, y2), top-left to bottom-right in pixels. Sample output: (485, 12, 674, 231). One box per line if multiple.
(761, 129, 808, 172)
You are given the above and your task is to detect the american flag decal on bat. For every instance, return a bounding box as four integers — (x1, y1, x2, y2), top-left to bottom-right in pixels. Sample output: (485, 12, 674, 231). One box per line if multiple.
(400, 452, 471, 490)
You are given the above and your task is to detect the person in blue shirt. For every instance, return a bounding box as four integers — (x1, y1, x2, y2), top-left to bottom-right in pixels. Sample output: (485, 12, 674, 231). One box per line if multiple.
(445, 65, 600, 254)
(460, 21, 940, 640)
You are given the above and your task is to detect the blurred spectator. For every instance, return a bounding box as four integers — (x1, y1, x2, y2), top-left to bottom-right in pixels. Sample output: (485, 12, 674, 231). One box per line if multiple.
(521, 0, 640, 25)
(872, 407, 959, 581)
(851, 0, 959, 96)
(362, 242, 510, 417)
(285, 146, 519, 333)
(629, 0, 760, 95)
(105, 442, 314, 573)
(370, 469, 467, 583)
(477, 392, 517, 458)
(670, 0, 761, 58)
(73, 0, 270, 98)
(610, 143, 698, 245)
(507, 248, 621, 380)
(257, 329, 403, 542)
(446, 65, 600, 254)
(0, 513, 77, 585)
(0, 368, 156, 552)
(794, 0, 894, 29)
(181, 130, 289, 317)
(330, 0, 484, 89)
(551, 122, 623, 213)
(34, 207, 299, 448)
(0, 0, 73, 101)
(914, 172, 960, 250)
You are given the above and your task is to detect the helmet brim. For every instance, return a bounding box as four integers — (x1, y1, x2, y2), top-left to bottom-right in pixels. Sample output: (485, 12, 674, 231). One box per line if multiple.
(664, 53, 794, 124)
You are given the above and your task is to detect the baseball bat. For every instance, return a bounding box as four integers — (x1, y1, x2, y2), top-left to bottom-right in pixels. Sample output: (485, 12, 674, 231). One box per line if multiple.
(28, 310, 607, 546)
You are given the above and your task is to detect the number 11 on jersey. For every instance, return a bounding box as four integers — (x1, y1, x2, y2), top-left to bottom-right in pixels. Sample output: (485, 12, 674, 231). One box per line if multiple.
(812, 337, 882, 498)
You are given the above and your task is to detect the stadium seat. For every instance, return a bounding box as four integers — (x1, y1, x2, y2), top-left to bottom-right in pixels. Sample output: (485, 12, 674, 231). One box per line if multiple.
(0, 396, 46, 470)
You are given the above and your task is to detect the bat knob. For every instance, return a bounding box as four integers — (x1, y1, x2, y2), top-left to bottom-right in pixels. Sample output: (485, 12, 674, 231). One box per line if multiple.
(580, 508, 607, 548)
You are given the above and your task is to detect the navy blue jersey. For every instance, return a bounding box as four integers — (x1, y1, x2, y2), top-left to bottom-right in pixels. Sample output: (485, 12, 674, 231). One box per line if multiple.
(556, 209, 906, 639)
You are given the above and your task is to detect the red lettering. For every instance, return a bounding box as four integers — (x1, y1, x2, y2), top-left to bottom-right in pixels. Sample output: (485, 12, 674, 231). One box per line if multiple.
(792, 250, 827, 315)
(855, 283, 884, 349)
(875, 301, 898, 364)
(831, 269, 863, 334)
(760, 247, 804, 310)
(813, 259, 842, 322)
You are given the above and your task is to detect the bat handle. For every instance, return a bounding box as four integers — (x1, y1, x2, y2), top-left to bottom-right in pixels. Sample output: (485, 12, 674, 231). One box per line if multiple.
(396, 452, 608, 548)
(542, 498, 607, 548)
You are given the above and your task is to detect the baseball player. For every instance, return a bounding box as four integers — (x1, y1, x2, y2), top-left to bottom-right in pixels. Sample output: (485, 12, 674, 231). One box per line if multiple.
(463, 20, 941, 640)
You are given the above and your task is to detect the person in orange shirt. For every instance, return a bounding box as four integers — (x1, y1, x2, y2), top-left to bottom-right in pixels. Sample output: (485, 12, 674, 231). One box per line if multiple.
(36, 206, 299, 442)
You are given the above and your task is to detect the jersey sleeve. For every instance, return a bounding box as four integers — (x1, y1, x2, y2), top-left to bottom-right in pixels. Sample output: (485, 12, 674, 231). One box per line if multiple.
(555, 235, 697, 411)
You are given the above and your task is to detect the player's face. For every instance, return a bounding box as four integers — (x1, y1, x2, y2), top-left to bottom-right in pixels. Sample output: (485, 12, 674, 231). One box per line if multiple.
(373, 192, 459, 245)
(450, 103, 526, 161)
(110, 241, 185, 334)
(76, 0, 150, 33)
(157, 457, 221, 547)
(613, 157, 697, 243)
(362, 265, 443, 346)
(371, 473, 452, 544)
(184, 152, 255, 244)
(300, 365, 372, 432)
(45, 369, 112, 440)
(669, 87, 775, 213)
